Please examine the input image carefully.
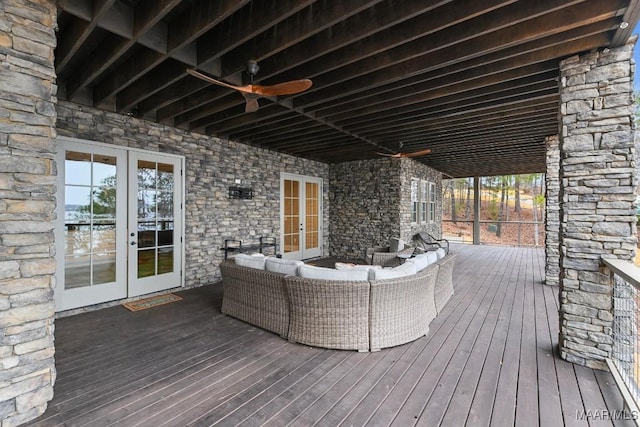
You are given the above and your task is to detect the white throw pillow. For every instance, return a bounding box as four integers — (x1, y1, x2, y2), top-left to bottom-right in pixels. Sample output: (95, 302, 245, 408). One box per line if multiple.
(265, 257, 303, 275)
(298, 264, 369, 281)
(233, 253, 266, 270)
(436, 248, 446, 260)
(371, 262, 417, 280)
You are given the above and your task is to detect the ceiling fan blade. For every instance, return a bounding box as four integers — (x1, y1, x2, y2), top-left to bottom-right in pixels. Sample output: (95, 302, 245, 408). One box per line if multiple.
(402, 148, 432, 158)
(186, 69, 252, 93)
(251, 79, 313, 96)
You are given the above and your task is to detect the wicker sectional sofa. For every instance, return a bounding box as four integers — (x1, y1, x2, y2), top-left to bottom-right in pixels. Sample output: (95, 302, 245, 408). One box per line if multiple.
(219, 251, 456, 352)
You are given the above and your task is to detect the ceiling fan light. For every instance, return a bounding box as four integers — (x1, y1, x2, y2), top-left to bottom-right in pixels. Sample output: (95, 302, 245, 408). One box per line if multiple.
(247, 60, 260, 76)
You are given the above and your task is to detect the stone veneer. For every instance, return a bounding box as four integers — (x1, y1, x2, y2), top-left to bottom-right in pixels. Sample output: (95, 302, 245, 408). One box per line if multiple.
(558, 39, 637, 370)
(330, 158, 442, 260)
(545, 135, 560, 287)
(0, 0, 58, 425)
(56, 100, 330, 291)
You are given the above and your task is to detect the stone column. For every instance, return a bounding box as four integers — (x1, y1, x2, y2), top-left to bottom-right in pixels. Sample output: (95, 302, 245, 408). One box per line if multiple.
(0, 0, 57, 425)
(545, 135, 560, 286)
(558, 38, 637, 370)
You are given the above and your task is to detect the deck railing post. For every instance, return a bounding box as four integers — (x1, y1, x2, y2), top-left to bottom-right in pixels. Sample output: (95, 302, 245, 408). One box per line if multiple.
(473, 176, 480, 245)
(557, 38, 638, 370)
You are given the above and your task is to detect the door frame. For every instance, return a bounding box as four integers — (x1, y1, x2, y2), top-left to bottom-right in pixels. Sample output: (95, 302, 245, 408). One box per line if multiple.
(55, 136, 186, 311)
(280, 173, 323, 260)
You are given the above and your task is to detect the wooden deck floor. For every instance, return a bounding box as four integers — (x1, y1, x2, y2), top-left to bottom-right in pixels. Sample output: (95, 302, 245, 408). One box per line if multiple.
(32, 245, 633, 426)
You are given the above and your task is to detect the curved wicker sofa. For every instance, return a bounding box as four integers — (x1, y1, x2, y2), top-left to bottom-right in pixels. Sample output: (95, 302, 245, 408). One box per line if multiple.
(219, 252, 456, 352)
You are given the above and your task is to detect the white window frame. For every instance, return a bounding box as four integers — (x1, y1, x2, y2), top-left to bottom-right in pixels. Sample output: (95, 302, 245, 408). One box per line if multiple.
(411, 178, 436, 225)
(428, 181, 436, 223)
(410, 178, 419, 224)
(420, 181, 428, 223)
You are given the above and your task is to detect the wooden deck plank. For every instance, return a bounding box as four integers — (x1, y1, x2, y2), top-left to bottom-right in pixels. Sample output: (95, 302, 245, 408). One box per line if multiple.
(371, 245, 509, 426)
(115, 340, 296, 426)
(490, 246, 528, 427)
(420, 247, 519, 427)
(593, 369, 637, 427)
(534, 251, 565, 427)
(300, 345, 409, 427)
(217, 350, 353, 426)
(159, 345, 329, 426)
(445, 246, 524, 427)
(31, 245, 633, 427)
(575, 365, 617, 427)
(391, 247, 514, 425)
(543, 282, 591, 427)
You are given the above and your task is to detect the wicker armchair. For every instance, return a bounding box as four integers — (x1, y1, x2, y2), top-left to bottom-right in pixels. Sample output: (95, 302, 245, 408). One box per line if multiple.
(412, 232, 449, 254)
(285, 276, 370, 351)
(369, 263, 438, 351)
(219, 260, 290, 338)
(365, 246, 415, 267)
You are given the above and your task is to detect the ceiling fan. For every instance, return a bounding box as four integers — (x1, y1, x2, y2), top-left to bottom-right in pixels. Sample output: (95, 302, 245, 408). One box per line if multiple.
(186, 60, 312, 113)
(377, 147, 432, 158)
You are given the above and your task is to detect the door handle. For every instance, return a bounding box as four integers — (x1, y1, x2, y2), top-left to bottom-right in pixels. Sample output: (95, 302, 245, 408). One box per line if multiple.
(131, 241, 137, 246)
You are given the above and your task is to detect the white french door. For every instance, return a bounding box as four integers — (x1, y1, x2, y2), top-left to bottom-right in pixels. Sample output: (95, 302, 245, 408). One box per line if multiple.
(55, 138, 183, 311)
(280, 173, 323, 260)
(128, 152, 182, 297)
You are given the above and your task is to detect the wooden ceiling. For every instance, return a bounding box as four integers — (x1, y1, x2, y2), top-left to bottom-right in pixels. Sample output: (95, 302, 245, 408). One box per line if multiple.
(55, 0, 640, 178)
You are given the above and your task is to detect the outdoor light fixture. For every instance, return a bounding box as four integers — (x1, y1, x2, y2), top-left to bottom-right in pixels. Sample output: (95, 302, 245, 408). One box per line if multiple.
(620, 21, 629, 29)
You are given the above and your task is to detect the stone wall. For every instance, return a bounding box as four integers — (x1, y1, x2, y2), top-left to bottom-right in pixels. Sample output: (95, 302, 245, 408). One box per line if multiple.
(545, 135, 560, 286)
(558, 39, 637, 370)
(330, 157, 442, 259)
(56, 100, 330, 289)
(0, 0, 58, 425)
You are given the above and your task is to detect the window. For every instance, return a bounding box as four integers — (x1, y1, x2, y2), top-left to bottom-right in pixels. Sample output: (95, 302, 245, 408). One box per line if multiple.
(420, 181, 428, 223)
(411, 178, 436, 224)
(428, 181, 436, 222)
(411, 179, 419, 223)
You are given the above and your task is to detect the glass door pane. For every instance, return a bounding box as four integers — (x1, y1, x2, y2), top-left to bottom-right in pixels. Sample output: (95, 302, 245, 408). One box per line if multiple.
(56, 140, 127, 312)
(283, 179, 300, 254)
(305, 182, 319, 250)
(129, 153, 182, 297)
(64, 151, 118, 289)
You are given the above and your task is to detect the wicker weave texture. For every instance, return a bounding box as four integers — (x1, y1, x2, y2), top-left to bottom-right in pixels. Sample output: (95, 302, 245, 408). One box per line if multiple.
(434, 254, 456, 314)
(365, 246, 389, 265)
(369, 263, 438, 350)
(285, 276, 370, 351)
(220, 261, 290, 337)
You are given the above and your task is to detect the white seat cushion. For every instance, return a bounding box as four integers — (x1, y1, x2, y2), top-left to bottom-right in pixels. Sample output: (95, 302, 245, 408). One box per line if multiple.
(335, 262, 382, 280)
(406, 253, 432, 272)
(298, 264, 369, 281)
(265, 257, 303, 275)
(371, 262, 417, 280)
(436, 248, 446, 260)
(233, 253, 266, 270)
